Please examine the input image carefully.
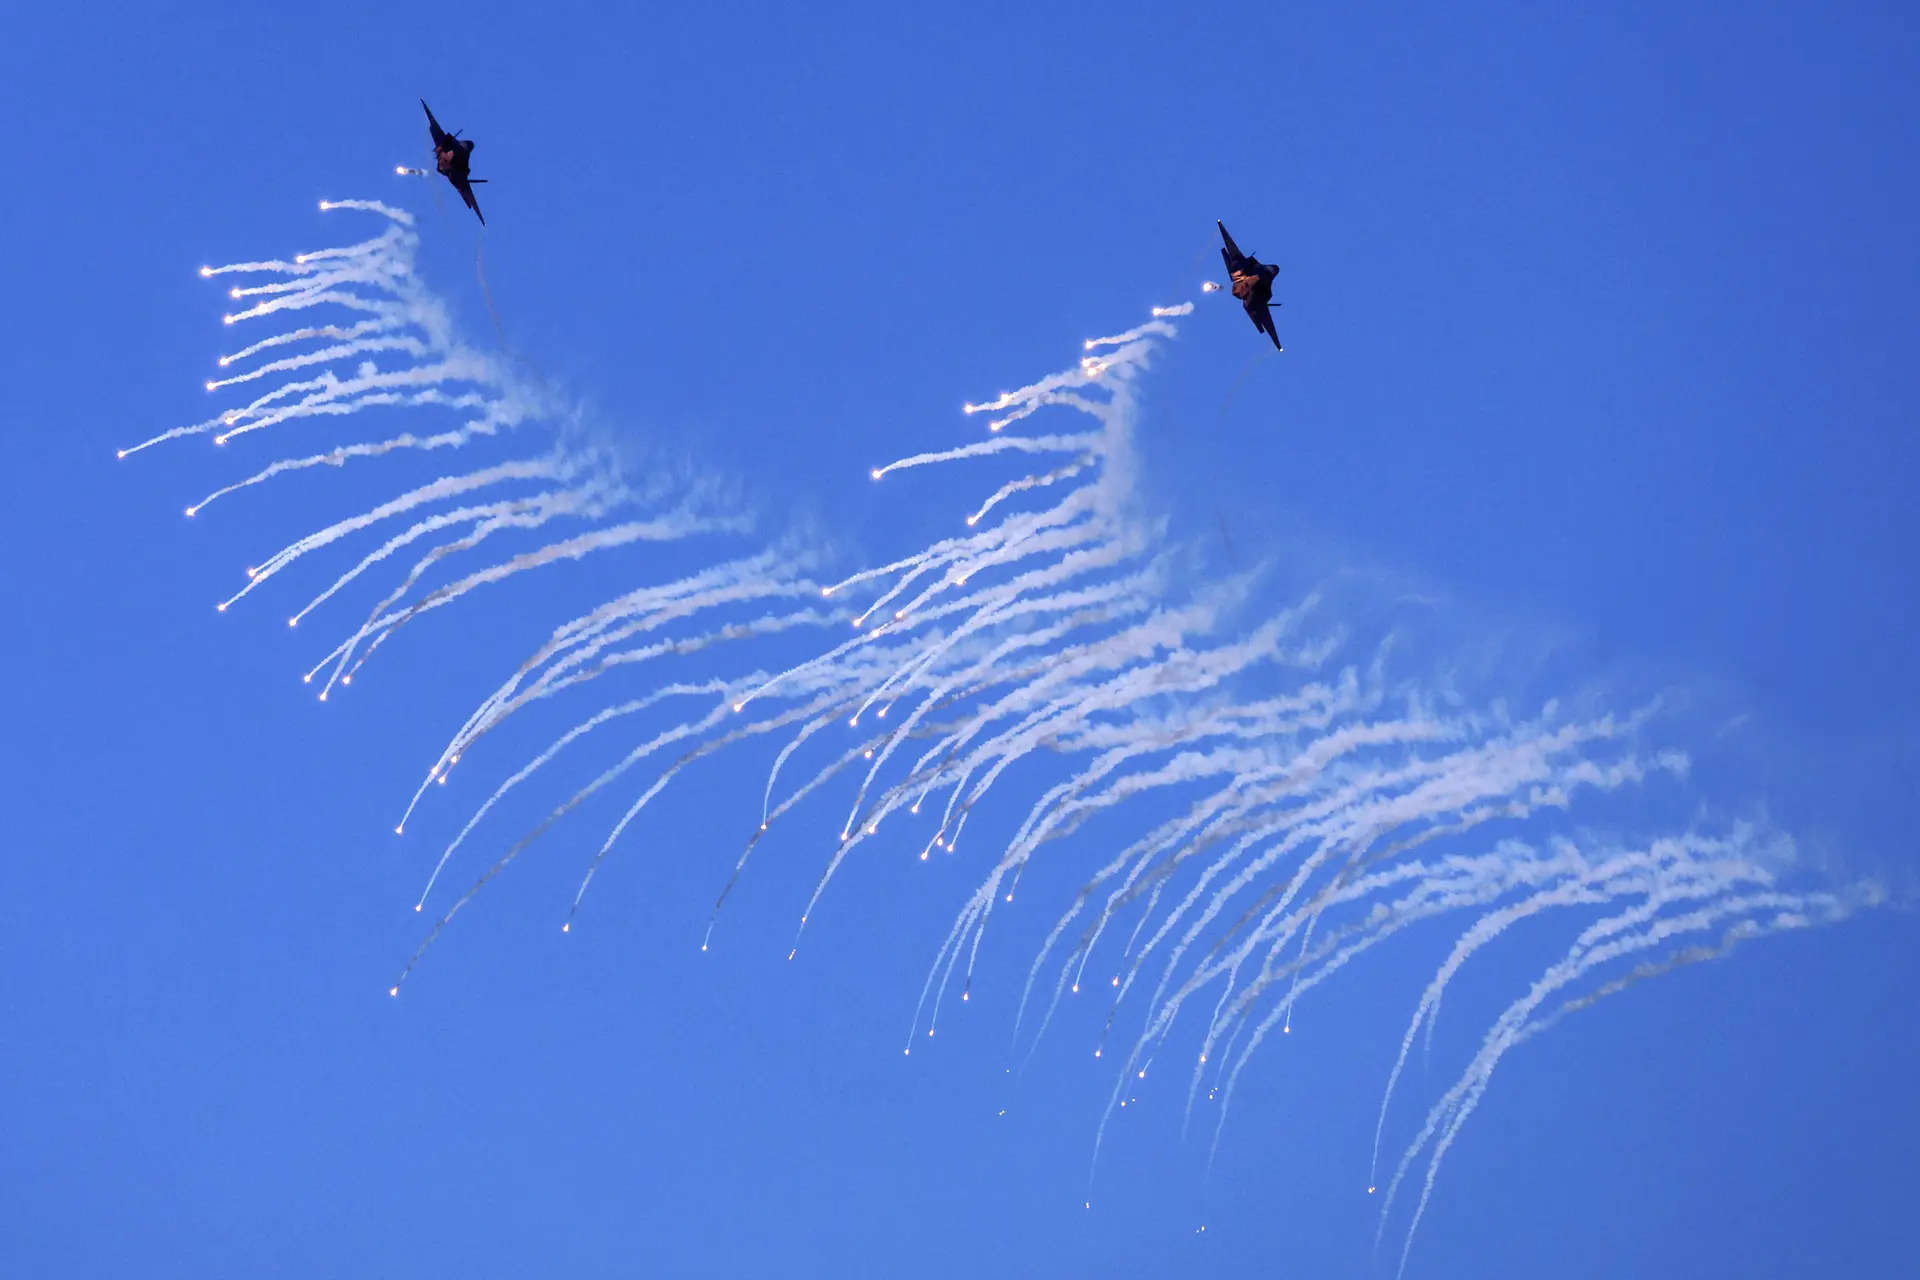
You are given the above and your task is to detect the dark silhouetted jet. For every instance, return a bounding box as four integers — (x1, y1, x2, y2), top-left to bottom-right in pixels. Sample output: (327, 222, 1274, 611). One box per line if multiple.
(421, 99, 485, 224)
(1214, 220, 1280, 350)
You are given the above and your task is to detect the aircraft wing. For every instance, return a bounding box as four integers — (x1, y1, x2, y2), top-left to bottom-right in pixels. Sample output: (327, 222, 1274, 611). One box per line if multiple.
(1244, 298, 1282, 350)
(452, 177, 486, 225)
(1217, 220, 1249, 273)
(421, 99, 451, 148)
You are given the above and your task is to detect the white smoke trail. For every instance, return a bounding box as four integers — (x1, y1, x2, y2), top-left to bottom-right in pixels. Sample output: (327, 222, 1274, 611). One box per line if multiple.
(1378, 870, 1876, 1276)
(140, 200, 1875, 1273)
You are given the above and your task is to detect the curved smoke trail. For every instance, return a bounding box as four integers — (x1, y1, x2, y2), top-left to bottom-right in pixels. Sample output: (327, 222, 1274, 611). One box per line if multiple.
(130, 203, 1878, 1272)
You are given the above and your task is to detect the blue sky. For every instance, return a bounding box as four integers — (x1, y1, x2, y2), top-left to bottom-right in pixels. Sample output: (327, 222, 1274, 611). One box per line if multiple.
(2, 2, 1915, 1276)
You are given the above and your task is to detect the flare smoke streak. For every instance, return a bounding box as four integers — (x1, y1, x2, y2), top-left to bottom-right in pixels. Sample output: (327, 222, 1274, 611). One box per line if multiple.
(131, 204, 1874, 1272)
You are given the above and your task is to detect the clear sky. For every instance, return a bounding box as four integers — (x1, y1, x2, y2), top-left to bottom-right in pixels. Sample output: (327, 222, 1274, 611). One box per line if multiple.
(2, 2, 1916, 1276)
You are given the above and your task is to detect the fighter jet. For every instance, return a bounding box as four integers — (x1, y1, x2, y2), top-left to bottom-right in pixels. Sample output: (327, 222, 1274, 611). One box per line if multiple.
(1213, 220, 1281, 350)
(420, 99, 486, 224)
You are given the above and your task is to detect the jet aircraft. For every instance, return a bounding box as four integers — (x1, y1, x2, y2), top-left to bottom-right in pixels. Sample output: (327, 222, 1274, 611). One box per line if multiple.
(1213, 220, 1281, 350)
(420, 99, 486, 224)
